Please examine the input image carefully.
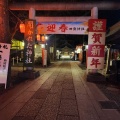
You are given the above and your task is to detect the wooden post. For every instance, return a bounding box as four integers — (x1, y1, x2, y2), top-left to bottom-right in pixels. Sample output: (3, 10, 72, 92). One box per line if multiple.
(91, 7, 98, 19)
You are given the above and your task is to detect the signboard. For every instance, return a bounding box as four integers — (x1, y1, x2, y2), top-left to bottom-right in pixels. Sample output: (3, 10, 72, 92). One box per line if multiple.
(24, 19, 36, 67)
(88, 32, 105, 45)
(36, 22, 88, 35)
(87, 19, 106, 69)
(0, 43, 11, 89)
(87, 45, 105, 57)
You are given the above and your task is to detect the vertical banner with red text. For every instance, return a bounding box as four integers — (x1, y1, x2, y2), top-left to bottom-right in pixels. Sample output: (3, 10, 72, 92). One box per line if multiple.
(87, 19, 106, 69)
(24, 19, 36, 67)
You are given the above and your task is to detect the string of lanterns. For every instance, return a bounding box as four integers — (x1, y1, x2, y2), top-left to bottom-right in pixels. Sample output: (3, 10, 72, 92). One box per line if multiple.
(19, 23, 46, 42)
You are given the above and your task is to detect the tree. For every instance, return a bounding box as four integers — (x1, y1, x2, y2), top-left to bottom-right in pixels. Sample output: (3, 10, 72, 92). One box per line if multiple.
(0, 0, 10, 43)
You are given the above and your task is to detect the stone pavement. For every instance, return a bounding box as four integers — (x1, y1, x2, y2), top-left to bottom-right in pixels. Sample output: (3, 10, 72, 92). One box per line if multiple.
(0, 61, 120, 120)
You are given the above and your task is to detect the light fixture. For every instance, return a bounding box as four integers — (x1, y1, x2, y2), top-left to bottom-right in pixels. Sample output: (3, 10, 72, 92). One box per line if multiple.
(45, 35, 48, 40)
(36, 34, 40, 41)
(41, 35, 45, 42)
(34, 44, 36, 49)
(41, 44, 45, 48)
(22, 41, 24, 47)
(19, 23, 25, 33)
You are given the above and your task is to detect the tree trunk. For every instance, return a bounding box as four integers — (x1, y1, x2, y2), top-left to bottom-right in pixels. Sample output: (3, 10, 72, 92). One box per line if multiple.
(0, 0, 11, 88)
(0, 0, 10, 43)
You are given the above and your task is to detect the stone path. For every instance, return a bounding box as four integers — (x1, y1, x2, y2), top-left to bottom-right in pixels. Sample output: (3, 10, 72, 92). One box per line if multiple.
(0, 61, 120, 120)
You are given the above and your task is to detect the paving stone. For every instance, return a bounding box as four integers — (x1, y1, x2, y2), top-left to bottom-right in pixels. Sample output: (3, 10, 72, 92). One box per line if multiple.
(16, 99, 44, 116)
(73, 77, 81, 82)
(40, 83, 53, 90)
(35, 105, 58, 120)
(39, 78, 55, 90)
(73, 81, 83, 87)
(50, 86, 62, 94)
(13, 91, 35, 103)
(60, 99, 77, 106)
(3, 61, 120, 120)
(63, 80, 73, 84)
(79, 110, 99, 120)
(64, 77, 73, 80)
(32, 89, 49, 99)
(0, 102, 24, 120)
(58, 104, 79, 116)
(64, 76, 73, 79)
(56, 78, 64, 82)
(57, 115, 79, 120)
(53, 81, 63, 86)
(58, 73, 65, 76)
(12, 116, 35, 120)
(26, 83, 42, 92)
(62, 83, 74, 89)
(43, 94, 61, 106)
(74, 86, 87, 94)
(61, 90, 76, 99)
(77, 99, 93, 111)
(65, 73, 72, 75)
(76, 94, 90, 100)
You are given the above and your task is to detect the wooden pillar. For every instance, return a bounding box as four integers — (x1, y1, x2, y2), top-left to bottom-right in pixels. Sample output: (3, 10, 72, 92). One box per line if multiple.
(29, 8, 35, 19)
(91, 7, 98, 19)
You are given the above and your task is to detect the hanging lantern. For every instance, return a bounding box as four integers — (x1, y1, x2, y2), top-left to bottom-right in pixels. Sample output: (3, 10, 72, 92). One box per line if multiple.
(41, 35, 45, 42)
(19, 23, 25, 33)
(37, 34, 40, 41)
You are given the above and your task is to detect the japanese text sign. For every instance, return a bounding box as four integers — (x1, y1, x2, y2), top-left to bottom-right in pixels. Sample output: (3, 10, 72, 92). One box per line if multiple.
(87, 57, 105, 69)
(87, 19, 106, 69)
(88, 19, 106, 32)
(87, 45, 105, 57)
(36, 22, 88, 35)
(88, 32, 105, 44)
(24, 19, 36, 67)
(0, 43, 11, 89)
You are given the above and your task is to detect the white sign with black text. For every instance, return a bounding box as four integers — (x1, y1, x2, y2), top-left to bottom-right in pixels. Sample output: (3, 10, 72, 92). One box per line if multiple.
(0, 43, 11, 89)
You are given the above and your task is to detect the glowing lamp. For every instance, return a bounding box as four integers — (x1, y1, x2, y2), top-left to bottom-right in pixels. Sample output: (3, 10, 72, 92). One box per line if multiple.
(37, 34, 40, 41)
(19, 23, 25, 33)
(41, 35, 45, 42)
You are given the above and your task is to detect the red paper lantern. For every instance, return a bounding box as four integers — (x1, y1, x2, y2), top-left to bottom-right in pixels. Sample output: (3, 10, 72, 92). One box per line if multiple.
(42, 35, 45, 42)
(19, 23, 25, 33)
(37, 34, 40, 41)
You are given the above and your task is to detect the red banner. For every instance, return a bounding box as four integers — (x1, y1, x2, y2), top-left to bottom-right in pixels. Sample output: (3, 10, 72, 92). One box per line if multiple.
(88, 45, 105, 57)
(87, 19, 106, 69)
(88, 19, 106, 32)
